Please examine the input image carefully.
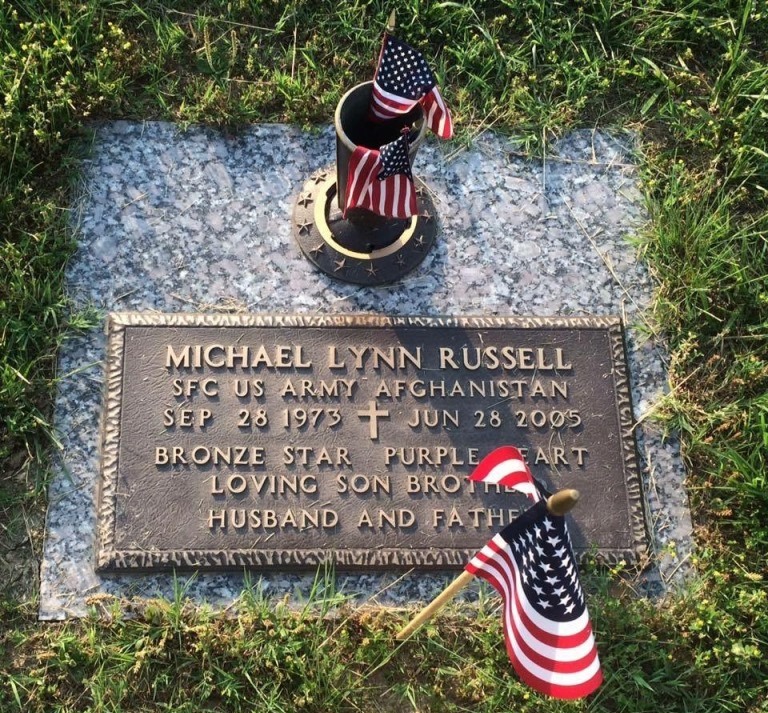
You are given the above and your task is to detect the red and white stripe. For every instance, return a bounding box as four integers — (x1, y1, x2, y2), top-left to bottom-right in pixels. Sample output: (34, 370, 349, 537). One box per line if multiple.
(343, 146, 417, 219)
(368, 171, 416, 219)
(344, 147, 380, 215)
(466, 536, 602, 699)
(371, 83, 453, 140)
(469, 446, 541, 502)
(371, 82, 416, 120)
(421, 86, 453, 139)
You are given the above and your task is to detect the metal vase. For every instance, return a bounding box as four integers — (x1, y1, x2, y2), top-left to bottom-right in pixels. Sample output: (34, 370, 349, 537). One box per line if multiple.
(334, 81, 426, 234)
(292, 81, 438, 285)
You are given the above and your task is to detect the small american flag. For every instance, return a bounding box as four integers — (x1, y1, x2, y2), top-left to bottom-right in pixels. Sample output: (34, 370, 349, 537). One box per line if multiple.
(344, 131, 417, 219)
(371, 34, 453, 139)
(465, 499, 603, 699)
(469, 446, 541, 503)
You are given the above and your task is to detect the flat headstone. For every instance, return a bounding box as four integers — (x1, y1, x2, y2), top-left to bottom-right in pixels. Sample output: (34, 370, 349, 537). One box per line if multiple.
(40, 121, 691, 619)
(96, 313, 646, 572)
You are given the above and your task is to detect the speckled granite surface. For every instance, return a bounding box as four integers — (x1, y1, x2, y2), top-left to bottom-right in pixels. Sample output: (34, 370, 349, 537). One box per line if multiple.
(39, 121, 692, 619)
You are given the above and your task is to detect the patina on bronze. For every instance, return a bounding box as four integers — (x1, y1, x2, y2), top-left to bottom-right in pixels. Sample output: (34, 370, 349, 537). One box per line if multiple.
(95, 313, 649, 572)
(292, 82, 438, 286)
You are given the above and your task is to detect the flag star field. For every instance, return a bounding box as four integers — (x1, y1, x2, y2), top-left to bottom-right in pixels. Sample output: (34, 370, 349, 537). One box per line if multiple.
(465, 499, 602, 699)
(376, 36, 436, 98)
(378, 135, 413, 180)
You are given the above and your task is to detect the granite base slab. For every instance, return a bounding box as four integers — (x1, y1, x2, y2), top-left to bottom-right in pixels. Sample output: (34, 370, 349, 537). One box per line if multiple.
(40, 121, 692, 619)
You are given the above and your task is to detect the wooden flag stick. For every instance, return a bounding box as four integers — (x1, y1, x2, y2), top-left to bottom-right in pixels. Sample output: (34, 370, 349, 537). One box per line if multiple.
(374, 10, 396, 76)
(395, 570, 474, 641)
(386, 9, 396, 33)
(546, 488, 580, 516)
(395, 489, 581, 641)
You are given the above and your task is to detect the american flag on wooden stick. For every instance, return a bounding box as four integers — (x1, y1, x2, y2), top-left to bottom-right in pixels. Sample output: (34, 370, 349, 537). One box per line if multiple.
(344, 131, 417, 219)
(465, 499, 603, 699)
(370, 34, 453, 139)
(469, 446, 542, 503)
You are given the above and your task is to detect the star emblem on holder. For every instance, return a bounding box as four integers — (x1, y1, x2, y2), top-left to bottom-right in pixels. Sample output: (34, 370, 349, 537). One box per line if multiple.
(292, 165, 437, 285)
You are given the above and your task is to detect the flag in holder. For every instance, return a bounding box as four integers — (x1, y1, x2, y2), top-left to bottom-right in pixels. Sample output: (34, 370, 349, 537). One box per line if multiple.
(370, 33, 453, 140)
(341, 12, 452, 221)
(344, 129, 418, 219)
(292, 11, 445, 282)
(396, 447, 603, 701)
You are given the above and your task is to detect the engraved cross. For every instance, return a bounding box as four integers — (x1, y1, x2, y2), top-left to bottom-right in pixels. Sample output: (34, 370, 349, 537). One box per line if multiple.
(357, 400, 390, 440)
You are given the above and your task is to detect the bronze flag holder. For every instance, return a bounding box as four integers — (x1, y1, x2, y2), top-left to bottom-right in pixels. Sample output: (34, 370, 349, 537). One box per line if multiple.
(292, 80, 439, 286)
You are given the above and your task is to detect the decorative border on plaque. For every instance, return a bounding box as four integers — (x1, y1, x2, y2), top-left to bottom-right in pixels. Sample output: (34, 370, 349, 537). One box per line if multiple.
(96, 312, 649, 572)
(107, 312, 626, 329)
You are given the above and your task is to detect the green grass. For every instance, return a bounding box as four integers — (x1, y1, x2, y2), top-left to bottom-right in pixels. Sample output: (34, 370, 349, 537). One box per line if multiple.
(1, 0, 767, 710)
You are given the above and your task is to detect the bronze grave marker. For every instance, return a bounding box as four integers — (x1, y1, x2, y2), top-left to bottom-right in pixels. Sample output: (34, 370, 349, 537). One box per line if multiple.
(96, 313, 648, 571)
